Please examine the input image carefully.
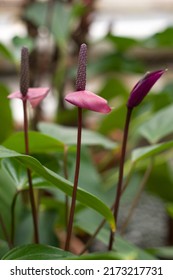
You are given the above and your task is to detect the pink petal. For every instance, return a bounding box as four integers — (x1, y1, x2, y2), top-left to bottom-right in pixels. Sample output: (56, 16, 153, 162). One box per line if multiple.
(8, 88, 50, 108)
(27, 88, 50, 108)
(65, 90, 111, 114)
(8, 91, 24, 100)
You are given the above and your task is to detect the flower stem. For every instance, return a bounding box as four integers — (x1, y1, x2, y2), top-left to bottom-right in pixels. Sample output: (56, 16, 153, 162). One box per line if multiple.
(108, 107, 132, 251)
(23, 99, 39, 244)
(65, 107, 82, 251)
(63, 145, 69, 229)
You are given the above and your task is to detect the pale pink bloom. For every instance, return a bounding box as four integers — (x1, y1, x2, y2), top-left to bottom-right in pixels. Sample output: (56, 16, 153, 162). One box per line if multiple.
(65, 90, 111, 114)
(8, 88, 49, 108)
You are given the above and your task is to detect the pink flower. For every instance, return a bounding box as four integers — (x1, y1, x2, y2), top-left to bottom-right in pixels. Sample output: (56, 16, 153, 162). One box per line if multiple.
(8, 87, 50, 108)
(65, 90, 111, 114)
(65, 43, 111, 114)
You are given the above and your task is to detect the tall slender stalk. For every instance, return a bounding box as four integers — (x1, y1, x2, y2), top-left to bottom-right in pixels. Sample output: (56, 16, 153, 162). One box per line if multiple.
(63, 145, 69, 229)
(23, 99, 39, 244)
(65, 108, 82, 251)
(108, 107, 132, 251)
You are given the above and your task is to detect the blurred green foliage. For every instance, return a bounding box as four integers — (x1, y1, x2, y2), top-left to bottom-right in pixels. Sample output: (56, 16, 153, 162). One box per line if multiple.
(1, 0, 173, 260)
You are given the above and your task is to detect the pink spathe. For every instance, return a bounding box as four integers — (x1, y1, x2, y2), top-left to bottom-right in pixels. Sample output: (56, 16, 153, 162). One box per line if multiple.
(65, 90, 111, 114)
(8, 88, 50, 108)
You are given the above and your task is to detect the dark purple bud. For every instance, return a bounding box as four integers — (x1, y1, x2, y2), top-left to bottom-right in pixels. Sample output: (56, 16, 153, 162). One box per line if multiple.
(127, 69, 166, 109)
(20, 47, 29, 96)
(76, 43, 87, 91)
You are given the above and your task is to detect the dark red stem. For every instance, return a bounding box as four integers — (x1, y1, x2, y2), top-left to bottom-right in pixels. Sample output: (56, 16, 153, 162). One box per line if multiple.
(23, 99, 39, 244)
(108, 107, 132, 251)
(65, 107, 82, 251)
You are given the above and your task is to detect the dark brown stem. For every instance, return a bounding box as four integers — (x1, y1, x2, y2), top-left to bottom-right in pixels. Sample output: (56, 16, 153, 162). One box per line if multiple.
(65, 108, 82, 251)
(64, 145, 69, 229)
(121, 161, 153, 235)
(23, 99, 39, 244)
(0, 213, 13, 249)
(108, 107, 132, 251)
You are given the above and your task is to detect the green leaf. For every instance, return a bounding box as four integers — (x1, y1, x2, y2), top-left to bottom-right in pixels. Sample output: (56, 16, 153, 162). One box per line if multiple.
(0, 146, 115, 230)
(0, 168, 19, 239)
(99, 78, 129, 101)
(0, 240, 9, 259)
(0, 83, 13, 143)
(38, 122, 116, 149)
(51, 3, 72, 47)
(70, 251, 136, 260)
(12, 36, 34, 51)
(3, 131, 64, 154)
(99, 103, 127, 133)
(76, 210, 156, 260)
(24, 2, 73, 47)
(2, 244, 73, 260)
(146, 162, 173, 202)
(139, 104, 173, 144)
(143, 27, 173, 48)
(148, 246, 173, 259)
(88, 53, 144, 76)
(0, 43, 14, 63)
(132, 140, 173, 163)
(107, 34, 139, 52)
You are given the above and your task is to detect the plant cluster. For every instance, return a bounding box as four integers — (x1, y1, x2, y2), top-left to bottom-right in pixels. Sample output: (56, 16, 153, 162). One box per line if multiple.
(1, 0, 173, 260)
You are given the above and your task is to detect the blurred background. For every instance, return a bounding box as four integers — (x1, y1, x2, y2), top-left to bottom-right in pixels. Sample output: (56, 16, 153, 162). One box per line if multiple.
(1, 0, 173, 257)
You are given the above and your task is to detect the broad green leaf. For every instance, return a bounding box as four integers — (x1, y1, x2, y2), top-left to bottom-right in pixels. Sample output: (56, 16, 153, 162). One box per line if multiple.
(0, 240, 9, 259)
(38, 122, 116, 149)
(12, 36, 34, 51)
(14, 208, 58, 246)
(2, 158, 28, 190)
(0, 83, 13, 142)
(51, 2, 72, 47)
(68, 148, 107, 202)
(148, 247, 173, 259)
(0, 43, 14, 63)
(99, 102, 127, 133)
(132, 140, 173, 163)
(24, 2, 47, 26)
(77, 209, 156, 260)
(70, 251, 136, 260)
(139, 104, 173, 144)
(0, 146, 115, 230)
(3, 131, 64, 154)
(146, 162, 173, 202)
(24, 2, 72, 47)
(143, 27, 173, 48)
(99, 78, 129, 101)
(0, 168, 19, 239)
(2, 244, 73, 260)
(88, 53, 144, 76)
(166, 203, 173, 218)
(107, 33, 139, 52)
